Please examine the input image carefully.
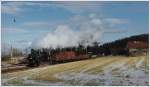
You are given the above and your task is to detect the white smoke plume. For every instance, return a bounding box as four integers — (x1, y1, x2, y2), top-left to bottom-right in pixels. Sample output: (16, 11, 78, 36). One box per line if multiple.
(32, 14, 124, 49)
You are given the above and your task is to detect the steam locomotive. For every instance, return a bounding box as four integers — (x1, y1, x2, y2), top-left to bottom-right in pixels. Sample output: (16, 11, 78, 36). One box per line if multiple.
(26, 48, 91, 67)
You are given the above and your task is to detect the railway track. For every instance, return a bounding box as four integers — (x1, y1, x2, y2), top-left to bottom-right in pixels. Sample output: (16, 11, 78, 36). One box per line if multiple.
(1, 63, 51, 74)
(2, 66, 29, 73)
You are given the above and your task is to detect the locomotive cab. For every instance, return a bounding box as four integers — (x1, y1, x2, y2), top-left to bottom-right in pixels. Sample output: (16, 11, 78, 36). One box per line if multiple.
(27, 49, 40, 67)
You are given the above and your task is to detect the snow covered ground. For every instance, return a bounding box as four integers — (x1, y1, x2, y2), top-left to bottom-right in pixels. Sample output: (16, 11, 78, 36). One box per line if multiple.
(1, 56, 149, 86)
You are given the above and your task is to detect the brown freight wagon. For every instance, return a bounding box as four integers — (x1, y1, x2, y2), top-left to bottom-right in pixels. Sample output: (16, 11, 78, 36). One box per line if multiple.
(77, 55, 90, 60)
(53, 51, 90, 63)
(54, 51, 76, 63)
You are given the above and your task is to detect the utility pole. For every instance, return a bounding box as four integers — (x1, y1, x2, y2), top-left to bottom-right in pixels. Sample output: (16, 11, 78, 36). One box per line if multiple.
(10, 45, 14, 63)
(49, 50, 52, 64)
(4, 44, 6, 57)
(10, 45, 13, 59)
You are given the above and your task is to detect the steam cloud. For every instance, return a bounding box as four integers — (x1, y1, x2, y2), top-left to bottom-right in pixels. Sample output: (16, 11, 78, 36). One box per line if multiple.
(32, 14, 121, 49)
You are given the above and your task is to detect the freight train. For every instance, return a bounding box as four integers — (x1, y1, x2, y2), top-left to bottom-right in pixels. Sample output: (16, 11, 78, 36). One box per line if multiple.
(26, 49, 91, 67)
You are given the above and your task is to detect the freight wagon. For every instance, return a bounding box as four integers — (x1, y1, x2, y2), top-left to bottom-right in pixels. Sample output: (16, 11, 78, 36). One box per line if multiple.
(53, 51, 90, 63)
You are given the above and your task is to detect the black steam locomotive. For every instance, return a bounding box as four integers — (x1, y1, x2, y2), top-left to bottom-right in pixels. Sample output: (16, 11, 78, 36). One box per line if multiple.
(27, 49, 50, 67)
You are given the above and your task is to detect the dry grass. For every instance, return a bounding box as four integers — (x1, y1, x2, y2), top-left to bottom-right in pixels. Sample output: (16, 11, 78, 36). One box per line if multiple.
(2, 55, 149, 86)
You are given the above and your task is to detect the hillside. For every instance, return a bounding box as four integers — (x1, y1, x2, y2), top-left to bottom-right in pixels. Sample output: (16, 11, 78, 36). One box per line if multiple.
(103, 33, 148, 47)
(98, 34, 149, 55)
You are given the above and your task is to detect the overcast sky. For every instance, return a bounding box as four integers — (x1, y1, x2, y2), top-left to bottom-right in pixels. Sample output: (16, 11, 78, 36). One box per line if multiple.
(1, 1, 149, 49)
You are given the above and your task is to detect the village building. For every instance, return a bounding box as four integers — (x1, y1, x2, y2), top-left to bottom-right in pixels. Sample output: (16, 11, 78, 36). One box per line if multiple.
(126, 41, 148, 56)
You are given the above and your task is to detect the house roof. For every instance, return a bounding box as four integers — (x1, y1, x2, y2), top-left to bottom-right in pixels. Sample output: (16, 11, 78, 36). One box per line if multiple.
(127, 41, 148, 49)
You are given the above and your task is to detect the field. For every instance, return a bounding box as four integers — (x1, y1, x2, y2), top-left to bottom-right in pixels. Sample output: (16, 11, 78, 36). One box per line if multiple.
(1, 56, 149, 86)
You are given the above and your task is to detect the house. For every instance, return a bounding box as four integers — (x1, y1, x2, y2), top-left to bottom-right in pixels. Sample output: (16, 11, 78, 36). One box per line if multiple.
(126, 41, 148, 56)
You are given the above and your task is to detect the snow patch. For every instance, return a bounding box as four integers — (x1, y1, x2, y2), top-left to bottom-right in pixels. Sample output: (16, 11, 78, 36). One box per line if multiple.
(55, 60, 148, 86)
(22, 77, 69, 86)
